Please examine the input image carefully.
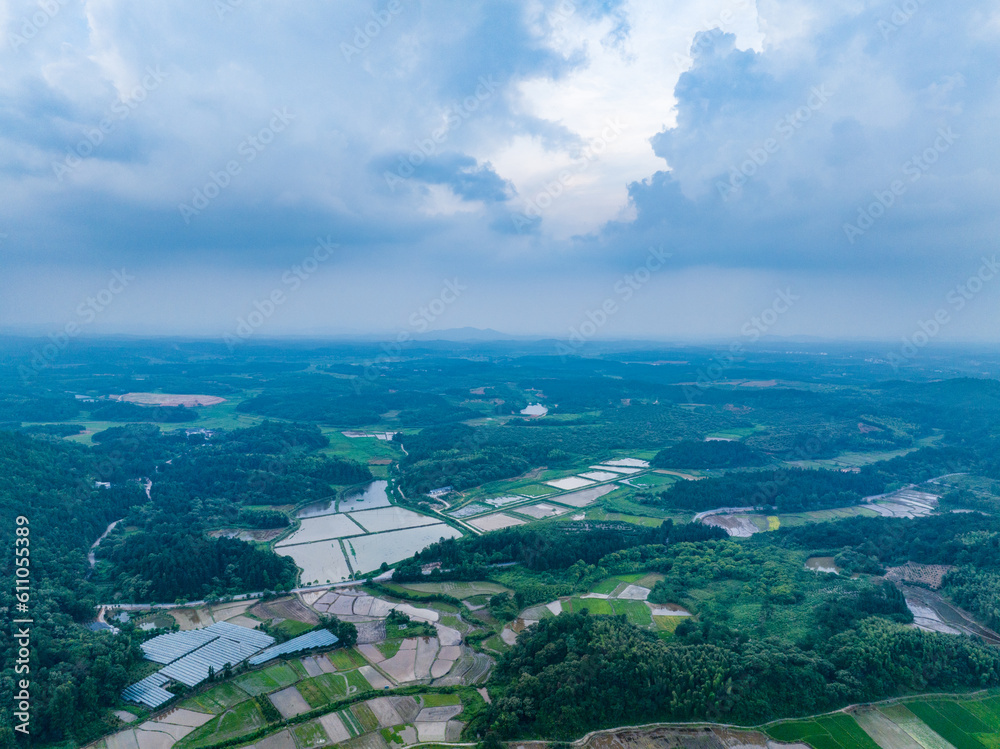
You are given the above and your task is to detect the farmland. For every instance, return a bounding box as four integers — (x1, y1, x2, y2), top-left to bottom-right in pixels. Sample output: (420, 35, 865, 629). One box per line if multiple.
(273, 480, 462, 583)
(768, 693, 1000, 749)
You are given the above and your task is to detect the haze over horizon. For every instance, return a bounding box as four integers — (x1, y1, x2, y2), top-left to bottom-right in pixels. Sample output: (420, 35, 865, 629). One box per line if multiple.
(3, 0, 1000, 344)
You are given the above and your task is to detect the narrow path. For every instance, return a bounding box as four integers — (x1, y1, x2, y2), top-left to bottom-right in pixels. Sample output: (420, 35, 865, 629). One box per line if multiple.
(88, 518, 123, 572)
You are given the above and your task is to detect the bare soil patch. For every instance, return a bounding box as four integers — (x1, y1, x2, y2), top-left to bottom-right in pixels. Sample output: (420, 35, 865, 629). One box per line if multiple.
(250, 596, 319, 625)
(269, 687, 311, 719)
(115, 393, 226, 407)
(885, 562, 954, 590)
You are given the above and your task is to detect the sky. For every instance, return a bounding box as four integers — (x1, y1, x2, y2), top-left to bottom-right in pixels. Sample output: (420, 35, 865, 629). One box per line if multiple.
(2, 0, 1000, 347)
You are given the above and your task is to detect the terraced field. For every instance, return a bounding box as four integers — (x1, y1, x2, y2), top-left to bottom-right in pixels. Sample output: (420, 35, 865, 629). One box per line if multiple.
(768, 693, 1000, 749)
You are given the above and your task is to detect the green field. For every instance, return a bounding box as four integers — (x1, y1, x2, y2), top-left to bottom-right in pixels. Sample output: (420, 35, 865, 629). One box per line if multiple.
(420, 693, 462, 707)
(231, 662, 300, 696)
(296, 673, 350, 708)
(328, 648, 367, 670)
(338, 707, 364, 737)
(653, 616, 683, 639)
(376, 639, 402, 659)
(352, 702, 380, 732)
(907, 700, 992, 749)
(345, 668, 373, 693)
(274, 618, 314, 637)
(562, 596, 615, 616)
(319, 428, 403, 464)
(180, 682, 251, 714)
(592, 573, 649, 594)
(176, 700, 266, 749)
(391, 581, 513, 598)
(768, 713, 882, 749)
(292, 720, 329, 747)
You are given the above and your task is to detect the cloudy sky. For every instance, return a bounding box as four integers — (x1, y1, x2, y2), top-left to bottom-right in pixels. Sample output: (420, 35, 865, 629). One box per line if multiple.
(2, 0, 999, 344)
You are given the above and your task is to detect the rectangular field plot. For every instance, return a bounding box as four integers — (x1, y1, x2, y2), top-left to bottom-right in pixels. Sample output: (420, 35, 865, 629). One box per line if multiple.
(620, 473, 677, 488)
(447, 503, 491, 518)
(231, 662, 300, 697)
(578, 471, 619, 482)
(552, 484, 619, 507)
(296, 673, 350, 708)
(275, 514, 366, 547)
(514, 484, 558, 497)
(345, 524, 461, 574)
(545, 476, 595, 491)
(276, 541, 353, 585)
(855, 708, 924, 749)
(468, 513, 527, 531)
(328, 648, 368, 671)
(562, 597, 615, 616)
(513, 503, 568, 519)
(593, 464, 643, 474)
(876, 705, 957, 749)
(395, 581, 512, 598)
(176, 700, 265, 749)
(483, 495, 527, 507)
(966, 696, 1000, 732)
(907, 701, 991, 749)
(180, 682, 251, 714)
(768, 714, 882, 749)
(347, 505, 441, 533)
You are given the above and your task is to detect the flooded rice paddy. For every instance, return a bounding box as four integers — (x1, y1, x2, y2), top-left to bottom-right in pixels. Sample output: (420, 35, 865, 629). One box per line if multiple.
(276, 481, 459, 584)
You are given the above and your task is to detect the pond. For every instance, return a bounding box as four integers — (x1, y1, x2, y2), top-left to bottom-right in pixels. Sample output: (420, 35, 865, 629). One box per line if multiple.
(805, 556, 841, 574)
(297, 480, 392, 517)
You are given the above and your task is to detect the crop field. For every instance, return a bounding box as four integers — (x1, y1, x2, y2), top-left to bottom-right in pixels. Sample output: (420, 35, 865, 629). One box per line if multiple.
(338, 707, 364, 737)
(319, 428, 403, 464)
(392, 581, 512, 598)
(275, 481, 460, 582)
(292, 720, 329, 747)
(776, 505, 881, 527)
(653, 616, 682, 639)
(297, 673, 352, 708)
(906, 700, 993, 749)
(176, 700, 266, 749)
(572, 508, 666, 527)
(770, 696, 1000, 749)
(181, 682, 252, 714)
(767, 714, 881, 749)
(328, 648, 368, 670)
(559, 596, 652, 625)
(420, 693, 462, 707)
(232, 662, 301, 696)
(352, 702, 380, 732)
(592, 573, 651, 594)
(620, 473, 677, 488)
